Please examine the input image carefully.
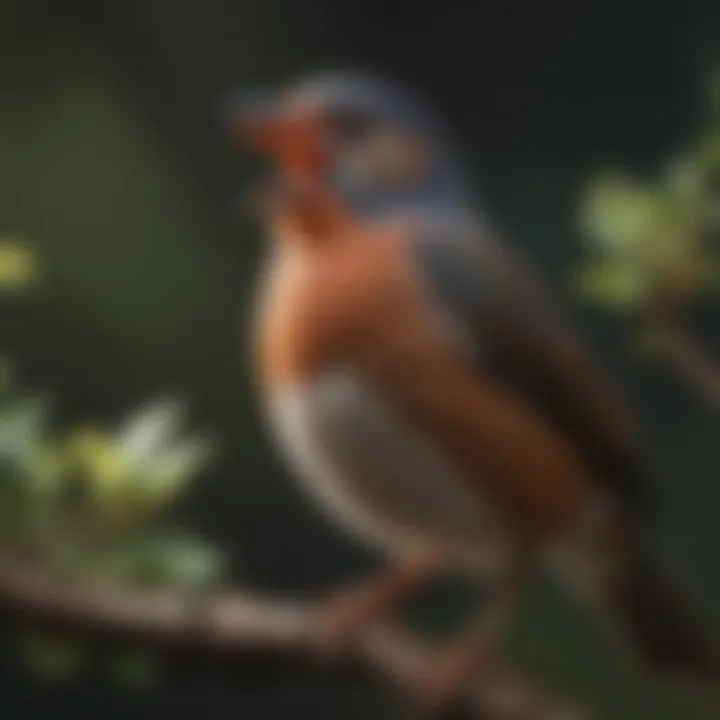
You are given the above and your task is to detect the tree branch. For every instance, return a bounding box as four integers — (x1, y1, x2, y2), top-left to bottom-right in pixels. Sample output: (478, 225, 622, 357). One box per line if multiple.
(650, 304, 720, 405)
(0, 553, 586, 720)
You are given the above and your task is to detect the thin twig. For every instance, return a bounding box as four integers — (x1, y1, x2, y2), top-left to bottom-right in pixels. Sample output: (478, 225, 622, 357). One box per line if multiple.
(0, 554, 586, 720)
(650, 303, 720, 405)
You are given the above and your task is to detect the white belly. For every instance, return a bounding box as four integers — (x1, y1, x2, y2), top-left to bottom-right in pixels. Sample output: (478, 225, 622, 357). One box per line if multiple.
(265, 372, 512, 571)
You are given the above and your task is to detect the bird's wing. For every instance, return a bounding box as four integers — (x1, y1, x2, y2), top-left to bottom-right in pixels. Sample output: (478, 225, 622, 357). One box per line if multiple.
(411, 216, 649, 518)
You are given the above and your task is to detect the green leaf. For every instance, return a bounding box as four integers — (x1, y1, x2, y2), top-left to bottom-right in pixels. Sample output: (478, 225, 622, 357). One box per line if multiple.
(0, 238, 38, 289)
(160, 537, 225, 589)
(67, 426, 131, 504)
(117, 399, 185, 467)
(116, 535, 225, 590)
(577, 262, 651, 312)
(111, 401, 212, 511)
(0, 395, 52, 476)
(28, 441, 70, 495)
(139, 437, 212, 507)
(580, 173, 667, 255)
(693, 132, 720, 175)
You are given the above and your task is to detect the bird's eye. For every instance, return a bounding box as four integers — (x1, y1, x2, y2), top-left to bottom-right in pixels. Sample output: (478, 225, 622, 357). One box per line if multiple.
(325, 108, 374, 141)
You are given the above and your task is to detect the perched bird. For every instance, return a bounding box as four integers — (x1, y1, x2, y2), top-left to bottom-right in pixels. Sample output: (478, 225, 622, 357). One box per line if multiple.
(230, 72, 718, 705)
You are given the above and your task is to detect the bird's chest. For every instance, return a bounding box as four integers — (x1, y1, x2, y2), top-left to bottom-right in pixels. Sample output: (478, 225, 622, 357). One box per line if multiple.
(253, 245, 509, 564)
(254, 241, 405, 388)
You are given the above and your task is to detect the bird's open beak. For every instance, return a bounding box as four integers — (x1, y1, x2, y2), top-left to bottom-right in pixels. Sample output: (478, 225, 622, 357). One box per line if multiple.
(228, 90, 327, 179)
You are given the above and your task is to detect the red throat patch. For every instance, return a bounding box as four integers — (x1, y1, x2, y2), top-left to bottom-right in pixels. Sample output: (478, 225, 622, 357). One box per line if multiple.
(238, 113, 328, 181)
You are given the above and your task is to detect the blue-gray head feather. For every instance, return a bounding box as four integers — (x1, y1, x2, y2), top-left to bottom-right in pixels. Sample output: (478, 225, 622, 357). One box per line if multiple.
(283, 71, 475, 216)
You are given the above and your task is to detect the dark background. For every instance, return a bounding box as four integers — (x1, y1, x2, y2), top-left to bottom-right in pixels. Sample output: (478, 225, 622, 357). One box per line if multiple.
(0, 0, 718, 717)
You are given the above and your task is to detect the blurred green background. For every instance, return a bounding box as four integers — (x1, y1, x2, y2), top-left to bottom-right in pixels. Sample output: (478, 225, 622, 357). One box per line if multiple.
(0, 0, 718, 717)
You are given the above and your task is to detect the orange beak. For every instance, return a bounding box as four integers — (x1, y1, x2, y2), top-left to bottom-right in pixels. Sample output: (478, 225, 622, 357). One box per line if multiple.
(230, 91, 327, 179)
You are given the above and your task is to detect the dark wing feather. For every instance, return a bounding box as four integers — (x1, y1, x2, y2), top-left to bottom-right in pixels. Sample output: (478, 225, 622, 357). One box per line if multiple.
(412, 220, 649, 518)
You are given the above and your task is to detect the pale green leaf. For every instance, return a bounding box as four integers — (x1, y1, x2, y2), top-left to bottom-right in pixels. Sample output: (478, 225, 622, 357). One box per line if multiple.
(117, 399, 185, 467)
(580, 173, 666, 254)
(0, 239, 38, 289)
(156, 538, 225, 589)
(68, 427, 131, 502)
(664, 157, 707, 204)
(694, 132, 720, 174)
(28, 442, 71, 495)
(577, 262, 651, 311)
(117, 535, 225, 590)
(0, 395, 51, 462)
(140, 437, 212, 506)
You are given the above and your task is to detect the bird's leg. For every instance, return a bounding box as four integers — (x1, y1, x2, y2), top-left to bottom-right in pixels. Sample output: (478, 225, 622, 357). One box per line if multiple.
(314, 553, 442, 660)
(419, 551, 531, 710)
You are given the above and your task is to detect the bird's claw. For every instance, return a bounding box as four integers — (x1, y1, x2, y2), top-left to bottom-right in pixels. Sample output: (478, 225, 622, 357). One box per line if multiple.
(415, 643, 491, 714)
(312, 589, 380, 662)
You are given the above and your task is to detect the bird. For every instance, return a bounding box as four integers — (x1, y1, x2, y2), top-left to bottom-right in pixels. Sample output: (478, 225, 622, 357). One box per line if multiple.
(229, 71, 719, 707)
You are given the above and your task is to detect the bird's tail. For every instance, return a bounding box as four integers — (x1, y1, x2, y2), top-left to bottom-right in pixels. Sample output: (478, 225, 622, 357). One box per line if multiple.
(557, 524, 719, 694)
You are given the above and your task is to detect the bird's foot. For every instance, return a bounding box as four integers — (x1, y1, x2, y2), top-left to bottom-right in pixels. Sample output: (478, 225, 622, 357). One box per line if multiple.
(313, 583, 389, 661)
(416, 641, 492, 714)
(312, 558, 440, 662)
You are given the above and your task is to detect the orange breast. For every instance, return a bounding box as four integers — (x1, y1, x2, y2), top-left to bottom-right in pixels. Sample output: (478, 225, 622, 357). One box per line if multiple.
(254, 221, 409, 388)
(254, 224, 593, 540)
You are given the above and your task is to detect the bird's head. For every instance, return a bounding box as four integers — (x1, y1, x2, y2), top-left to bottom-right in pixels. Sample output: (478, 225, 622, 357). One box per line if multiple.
(228, 72, 471, 217)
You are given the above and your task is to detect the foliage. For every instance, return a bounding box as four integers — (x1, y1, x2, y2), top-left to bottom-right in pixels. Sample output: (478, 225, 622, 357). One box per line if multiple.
(0, 392, 221, 583)
(577, 72, 720, 316)
(0, 238, 38, 290)
(0, 238, 225, 680)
